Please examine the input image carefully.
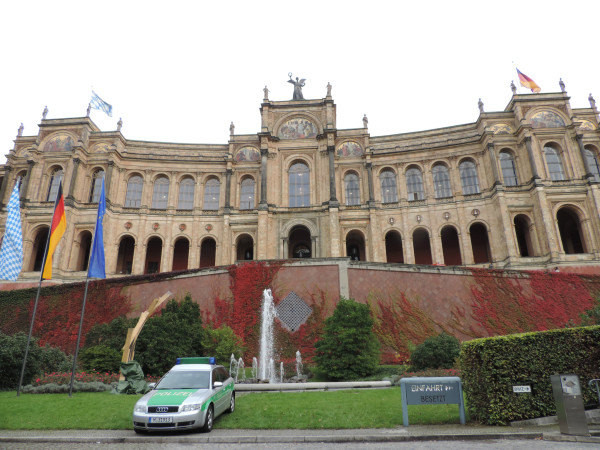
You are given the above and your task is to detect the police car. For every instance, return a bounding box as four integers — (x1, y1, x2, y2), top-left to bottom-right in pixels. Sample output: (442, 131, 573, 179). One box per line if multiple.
(133, 357, 235, 433)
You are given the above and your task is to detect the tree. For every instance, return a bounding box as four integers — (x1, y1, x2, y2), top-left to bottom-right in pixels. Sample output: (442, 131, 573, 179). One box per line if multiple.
(314, 298, 380, 380)
(135, 295, 205, 376)
(203, 325, 244, 366)
(410, 332, 460, 371)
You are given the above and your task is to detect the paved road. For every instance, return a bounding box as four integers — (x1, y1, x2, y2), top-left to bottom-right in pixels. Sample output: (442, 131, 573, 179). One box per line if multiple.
(1, 440, 598, 449)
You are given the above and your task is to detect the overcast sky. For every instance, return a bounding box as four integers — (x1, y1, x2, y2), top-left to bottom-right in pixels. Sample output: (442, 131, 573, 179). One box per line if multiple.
(1, 0, 599, 165)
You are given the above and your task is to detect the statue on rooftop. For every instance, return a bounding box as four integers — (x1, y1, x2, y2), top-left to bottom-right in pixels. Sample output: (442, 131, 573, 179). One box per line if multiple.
(117, 118, 123, 132)
(559, 78, 566, 93)
(86, 103, 91, 117)
(17, 123, 23, 137)
(478, 98, 484, 113)
(230, 121, 235, 136)
(288, 73, 305, 100)
(326, 82, 332, 97)
(589, 93, 596, 109)
(263, 86, 269, 102)
(510, 80, 517, 95)
(42, 106, 48, 120)
(363, 114, 368, 128)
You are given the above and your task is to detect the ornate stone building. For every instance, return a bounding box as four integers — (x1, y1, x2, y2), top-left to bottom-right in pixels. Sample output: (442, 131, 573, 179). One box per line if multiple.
(2, 83, 600, 281)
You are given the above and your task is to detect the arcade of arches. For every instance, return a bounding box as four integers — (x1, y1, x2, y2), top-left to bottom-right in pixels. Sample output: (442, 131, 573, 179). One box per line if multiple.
(3, 87, 600, 280)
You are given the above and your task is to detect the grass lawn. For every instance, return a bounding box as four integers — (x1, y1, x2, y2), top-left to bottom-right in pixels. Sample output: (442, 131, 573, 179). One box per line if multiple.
(0, 388, 467, 430)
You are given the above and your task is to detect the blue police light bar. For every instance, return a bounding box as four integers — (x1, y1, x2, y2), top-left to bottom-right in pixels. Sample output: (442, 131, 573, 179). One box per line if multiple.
(176, 357, 216, 365)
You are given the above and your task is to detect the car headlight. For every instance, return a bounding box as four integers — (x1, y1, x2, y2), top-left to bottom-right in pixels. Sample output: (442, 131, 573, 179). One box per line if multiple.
(181, 403, 202, 412)
(134, 405, 146, 413)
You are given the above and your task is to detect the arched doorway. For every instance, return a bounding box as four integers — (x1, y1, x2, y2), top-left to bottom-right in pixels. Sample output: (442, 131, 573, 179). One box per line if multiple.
(288, 225, 311, 258)
(172, 237, 189, 271)
(557, 207, 585, 254)
(75, 230, 93, 271)
(200, 238, 216, 267)
(346, 230, 366, 261)
(413, 228, 432, 265)
(441, 226, 462, 265)
(31, 227, 49, 271)
(514, 214, 535, 257)
(116, 236, 135, 274)
(385, 230, 404, 263)
(145, 237, 163, 274)
(236, 234, 254, 261)
(470, 223, 491, 263)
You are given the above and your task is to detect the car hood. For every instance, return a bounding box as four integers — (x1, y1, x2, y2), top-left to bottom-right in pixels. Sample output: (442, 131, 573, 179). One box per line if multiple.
(145, 389, 209, 406)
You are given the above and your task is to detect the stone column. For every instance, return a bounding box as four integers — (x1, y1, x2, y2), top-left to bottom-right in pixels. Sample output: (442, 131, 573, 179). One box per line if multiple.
(259, 148, 268, 209)
(487, 143, 501, 185)
(327, 146, 338, 205)
(366, 162, 375, 205)
(524, 136, 540, 180)
(575, 134, 595, 181)
(311, 236, 317, 258)
(0, 166, 12, 208)
(105, 161, 115, 199)
(67, 157, 80, 202)
(224, 169, 232, 213)
(20, 160, 35, 202)
(282, 238, 288, 259)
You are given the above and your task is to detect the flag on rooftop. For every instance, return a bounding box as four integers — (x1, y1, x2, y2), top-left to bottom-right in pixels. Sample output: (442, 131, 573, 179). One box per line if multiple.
(87, 178, 106, 279)
(516, 69, 541, 93)
(90, 91, 113, 117)
(42, 182, 66, 279)
(0, 184, 23, 281)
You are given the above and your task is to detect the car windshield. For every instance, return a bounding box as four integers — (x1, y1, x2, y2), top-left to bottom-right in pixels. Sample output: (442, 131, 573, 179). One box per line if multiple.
(155, 370, 210, 389)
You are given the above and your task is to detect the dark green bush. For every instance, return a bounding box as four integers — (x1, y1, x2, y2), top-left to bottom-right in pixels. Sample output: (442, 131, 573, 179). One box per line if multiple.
(460, 325, 600, 425)
(0, 332, 43, 390)
(39, 345, 72, 374)
(79, 345, 122, 373)
(203, 325, 244, 366)
(410, 332, 460, 371)
(135, 295, 205, 376)
(84, 315, 136, 350)
(314, 298, 380, 381)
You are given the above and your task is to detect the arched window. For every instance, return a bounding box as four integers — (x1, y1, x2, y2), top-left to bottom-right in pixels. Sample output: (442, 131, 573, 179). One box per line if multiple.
(289, 162, 309, 207)
(344, 172, 360, 206)
(152, 176, 170, 209)
(178, 177, 195, 210)
(406, 167, 424, 201)
(459, 160, 480, 195)
(379, 169, 398, 203)
(203, 177, 220, 210)
(89, 169, 105, 203)
(499, 151, 518, 186)
(544, 145, 565, 181)
(124, 175, 143, 208)
(240, 177, 255, 210)
(584, 146, 600, 182)
(15, 170, 27, 190)
(432, 164, 452, 198)
(46, 168, 64, 202)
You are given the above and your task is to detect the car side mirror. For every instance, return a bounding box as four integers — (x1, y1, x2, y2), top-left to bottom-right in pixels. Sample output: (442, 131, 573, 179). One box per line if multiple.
(148, 382, 156, 390)
(213, 381, 223, 388)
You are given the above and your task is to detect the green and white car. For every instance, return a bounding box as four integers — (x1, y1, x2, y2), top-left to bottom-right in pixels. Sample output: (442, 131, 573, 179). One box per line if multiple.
(133, 357, 235, 433)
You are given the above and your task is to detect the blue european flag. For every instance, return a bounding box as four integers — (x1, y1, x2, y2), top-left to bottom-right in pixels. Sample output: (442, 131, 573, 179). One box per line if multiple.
(0, 184, 23, 280)
(87, 179, 106, 278)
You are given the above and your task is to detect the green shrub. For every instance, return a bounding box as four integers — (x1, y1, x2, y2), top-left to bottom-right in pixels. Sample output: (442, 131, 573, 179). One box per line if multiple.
(410, 332, 460, 371)
(460, 325, 600, 425)
(80, 345, 122, 373)
(21, 381, 114, 394)
(0, 332, 43, 390)
(135, 294, 205, 376)
(39, 345, 72, 374)
(203, 325, 244, 366)
(314, 298, 380, 381)
(84, 315, 136, 351)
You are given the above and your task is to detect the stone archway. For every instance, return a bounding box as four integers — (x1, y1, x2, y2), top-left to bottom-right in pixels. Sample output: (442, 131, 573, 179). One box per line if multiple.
(557, 207, 586, 254)
(236, 234, 254, 261)
(144, 237, 163, 274)
(470, 222, 491, 263)
(346, 230, 366, 261)
(75, 230, 93, 271)
(441, 225, 462, 265)
(289, 225, 311, 258)
(514, 214, 535, 257)
(413, 228, 432, 265)
(172, 237, 189, 271)
(30, 227, 49, 271)
(116, 236, 135, 274)
(200, 237, 216, 268)
(385, 230, 403, 263)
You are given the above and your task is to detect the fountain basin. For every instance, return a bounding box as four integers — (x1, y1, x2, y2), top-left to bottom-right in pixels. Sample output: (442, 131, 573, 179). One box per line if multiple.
(235, 380, 391, 393)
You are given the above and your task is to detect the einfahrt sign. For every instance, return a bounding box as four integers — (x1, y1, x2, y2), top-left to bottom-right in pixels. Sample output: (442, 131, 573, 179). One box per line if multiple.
(400, 377, 466, 426)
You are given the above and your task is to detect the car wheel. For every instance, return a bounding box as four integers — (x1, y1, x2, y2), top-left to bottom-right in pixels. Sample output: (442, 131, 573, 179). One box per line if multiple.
(227, 392, 235, 413)
(201, 404, 214, 432)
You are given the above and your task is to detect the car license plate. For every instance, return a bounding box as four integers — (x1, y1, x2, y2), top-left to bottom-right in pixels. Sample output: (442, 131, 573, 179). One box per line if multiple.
(149, 416, 173, 423)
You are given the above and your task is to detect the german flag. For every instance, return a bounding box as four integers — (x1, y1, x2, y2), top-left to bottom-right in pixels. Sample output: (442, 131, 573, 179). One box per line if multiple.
(42, 182, 66, 279)
(517, 69, 541, 93)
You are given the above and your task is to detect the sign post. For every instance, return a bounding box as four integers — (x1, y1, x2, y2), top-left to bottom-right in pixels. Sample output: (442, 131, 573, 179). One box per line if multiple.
(400, 376, 465, 426)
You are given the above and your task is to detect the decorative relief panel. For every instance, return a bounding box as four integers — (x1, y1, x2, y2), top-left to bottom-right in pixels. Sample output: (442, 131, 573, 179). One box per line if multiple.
(530, 110, 566, 128)
(234, 147, 260, 162)
(43, 135, 74, 152)
(336, 141, 364, 157)
(277, 118, 318, 139)
(489, 123, 514, 135)
(577, 119, 596, 131)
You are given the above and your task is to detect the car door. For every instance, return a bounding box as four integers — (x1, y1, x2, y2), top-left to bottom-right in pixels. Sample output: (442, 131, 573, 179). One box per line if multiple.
(212, 368, 225, 415)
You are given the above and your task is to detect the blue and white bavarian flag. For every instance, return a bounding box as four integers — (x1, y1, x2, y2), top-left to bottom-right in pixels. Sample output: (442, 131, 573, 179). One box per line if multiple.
(90, 91, 113, 117)
(0, 184, 24, 280)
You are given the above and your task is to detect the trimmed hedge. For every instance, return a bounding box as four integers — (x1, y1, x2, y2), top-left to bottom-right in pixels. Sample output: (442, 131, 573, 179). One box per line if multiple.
(460, 325, 600, 425)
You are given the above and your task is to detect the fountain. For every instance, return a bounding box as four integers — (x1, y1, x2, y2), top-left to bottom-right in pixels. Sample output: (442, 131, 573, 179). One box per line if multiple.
(296, 350, 303, 378)
(238, 357, 245, 381)
(252, 357, 258, 380)
(280, 361, 284, 383)
(259, 289, 277, 382)
(229, 353, 239, 382)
